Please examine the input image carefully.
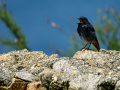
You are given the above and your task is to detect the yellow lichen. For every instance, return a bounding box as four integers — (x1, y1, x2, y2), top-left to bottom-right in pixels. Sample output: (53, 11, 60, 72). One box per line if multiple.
(35, 66, 38, 68)
(15, 63, 19, 65)
(26, 64, 29, 67)
(72, 72, 76, 74)
(27, 53, 31, 55)
(38, 63, 42, 66)
(30, 55, 33, 58)
(26, 60, 29, 62)
(81, 48, 85, 51)
(16, 57, 19, 59)
(6, 63, 10, 66)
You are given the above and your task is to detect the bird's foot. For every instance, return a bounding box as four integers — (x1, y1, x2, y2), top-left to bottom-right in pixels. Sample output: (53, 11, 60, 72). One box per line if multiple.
(80, 48, 92, 51)
(80, 48, 86, 51)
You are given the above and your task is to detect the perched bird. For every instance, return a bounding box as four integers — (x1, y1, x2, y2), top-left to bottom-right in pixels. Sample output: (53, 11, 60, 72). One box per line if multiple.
(77, 16, 100, 51)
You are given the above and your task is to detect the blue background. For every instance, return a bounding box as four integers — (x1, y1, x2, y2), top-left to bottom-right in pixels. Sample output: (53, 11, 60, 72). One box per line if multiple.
(0, 0, 120, 56)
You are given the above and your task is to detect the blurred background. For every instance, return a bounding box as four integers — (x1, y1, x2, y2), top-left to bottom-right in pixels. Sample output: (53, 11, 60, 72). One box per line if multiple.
(0, 0, 120, 57)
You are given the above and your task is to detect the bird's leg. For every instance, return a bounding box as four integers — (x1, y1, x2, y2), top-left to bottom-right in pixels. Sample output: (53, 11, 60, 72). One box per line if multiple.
(80, 43, 88, 51)
(87, 43, 91, 49)
(83, 43, 88, 48)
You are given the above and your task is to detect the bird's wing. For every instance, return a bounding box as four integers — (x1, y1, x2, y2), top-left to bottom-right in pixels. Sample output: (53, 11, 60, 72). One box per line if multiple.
(87, 24, 95, 33)
(89, 26, 100, 51)
(77, 24, 87, 34)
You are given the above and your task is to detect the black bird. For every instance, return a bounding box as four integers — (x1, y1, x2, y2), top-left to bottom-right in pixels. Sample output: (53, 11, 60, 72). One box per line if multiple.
(77, 16, 100, 51)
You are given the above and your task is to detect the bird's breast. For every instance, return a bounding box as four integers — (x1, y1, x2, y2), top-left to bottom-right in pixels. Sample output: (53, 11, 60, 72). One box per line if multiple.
(77, 26, 95, 43)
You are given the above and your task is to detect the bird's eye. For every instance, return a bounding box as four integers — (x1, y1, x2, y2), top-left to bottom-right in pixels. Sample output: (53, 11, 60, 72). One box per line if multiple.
(78, 19, 83, 23)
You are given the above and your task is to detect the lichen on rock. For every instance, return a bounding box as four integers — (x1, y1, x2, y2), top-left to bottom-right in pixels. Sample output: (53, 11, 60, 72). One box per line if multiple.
(0, 49, 120, 90)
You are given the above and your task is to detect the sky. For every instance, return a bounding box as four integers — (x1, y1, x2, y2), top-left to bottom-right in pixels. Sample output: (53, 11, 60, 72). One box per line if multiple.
(0, 0, 120, 56)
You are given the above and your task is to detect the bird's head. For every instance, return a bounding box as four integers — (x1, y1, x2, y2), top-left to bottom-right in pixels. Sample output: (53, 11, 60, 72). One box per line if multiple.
(78, 16, 89, 24)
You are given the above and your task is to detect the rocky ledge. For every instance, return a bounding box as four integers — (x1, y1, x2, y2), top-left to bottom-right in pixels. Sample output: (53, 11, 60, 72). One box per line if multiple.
(0, 49, 120, 90)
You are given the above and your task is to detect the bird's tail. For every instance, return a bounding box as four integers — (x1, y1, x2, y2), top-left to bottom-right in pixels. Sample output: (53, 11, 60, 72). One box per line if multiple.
(91, 38, 100, 51)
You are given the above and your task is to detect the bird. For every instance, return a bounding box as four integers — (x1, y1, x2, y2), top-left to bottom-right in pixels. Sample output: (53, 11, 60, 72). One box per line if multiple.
(77, 16, 100, 51)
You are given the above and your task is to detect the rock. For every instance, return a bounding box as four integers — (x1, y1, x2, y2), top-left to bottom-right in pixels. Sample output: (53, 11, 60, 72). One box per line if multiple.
(53, 60, 83, 80)
(117, 66, 120, 71)
(115, 80, 120, 90)
(0, 86, 8, 90)
(49, 54, 59, 59)
(0, 49, 120, 89)
(53, 60, 69, 73)
(0, 67, 14, 86)
(27, 81, 46, 90)
(9, 78, 27, 90)
(30, 67, 44, 75)
(69, 74, 117, 90)
(0, 54, 16, 63)
(15, 72, 39, 82)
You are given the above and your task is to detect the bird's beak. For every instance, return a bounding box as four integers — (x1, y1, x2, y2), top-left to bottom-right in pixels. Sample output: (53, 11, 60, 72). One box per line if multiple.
(78, 19, 83, 23)
(77, 18, 80, 23)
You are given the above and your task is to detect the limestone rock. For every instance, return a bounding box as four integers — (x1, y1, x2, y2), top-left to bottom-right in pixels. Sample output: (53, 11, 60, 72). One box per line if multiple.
(115, 80, 120, 90)
(9, 78, 27, 90)
(0, 86, 8, 90)
(27, 81, 46, 90)
(15, 72, 39, 82)
(0, 49, 120, 90)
